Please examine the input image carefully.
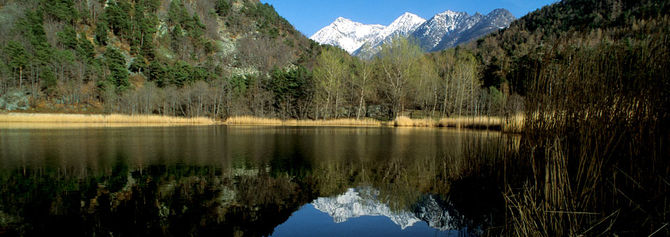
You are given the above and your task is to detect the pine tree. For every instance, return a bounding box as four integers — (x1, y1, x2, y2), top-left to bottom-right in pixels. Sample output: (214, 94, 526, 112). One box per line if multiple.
(104, 47, 130, 92)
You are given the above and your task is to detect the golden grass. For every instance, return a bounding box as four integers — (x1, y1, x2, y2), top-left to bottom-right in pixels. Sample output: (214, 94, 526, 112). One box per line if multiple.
(224, 116, 382, 127)
(393, 116, 436, 127)
(394, 114, 525, 132)
(224, 116, 283, 125)
(0, 113, 216, 125)
(225, 115, 524, 131)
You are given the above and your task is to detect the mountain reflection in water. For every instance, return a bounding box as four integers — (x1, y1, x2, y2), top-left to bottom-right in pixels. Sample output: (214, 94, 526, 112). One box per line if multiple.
(0, 126, 512, 236)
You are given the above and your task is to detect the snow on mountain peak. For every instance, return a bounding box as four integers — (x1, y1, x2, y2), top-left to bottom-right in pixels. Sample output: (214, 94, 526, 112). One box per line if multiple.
(312, 188, 421, 229)
(311, 8, 514, 57)
(310, 17, 385, 53)
(386, 12, 426, 36)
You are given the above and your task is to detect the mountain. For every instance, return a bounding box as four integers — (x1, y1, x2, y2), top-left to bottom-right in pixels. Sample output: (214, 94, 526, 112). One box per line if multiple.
(411, 10, 471, 52)
(311, 9, 515, 58)
(353, 12, 426, 58)
(312, 187, 456, 230)
(312, 188, 421, 229)
(433, 8, 515, 51)
(310, 17, 385, 54)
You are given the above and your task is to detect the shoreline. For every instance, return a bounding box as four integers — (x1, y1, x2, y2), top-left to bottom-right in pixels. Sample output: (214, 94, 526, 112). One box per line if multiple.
(223, 115, 523, 132)
(0, 112, 523, 132)
(0, 112, 217, 126)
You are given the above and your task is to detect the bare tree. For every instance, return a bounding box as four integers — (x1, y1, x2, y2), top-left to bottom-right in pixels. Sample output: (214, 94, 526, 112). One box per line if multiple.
(377, 37, 423, 118)
(313, 47, 347, 119)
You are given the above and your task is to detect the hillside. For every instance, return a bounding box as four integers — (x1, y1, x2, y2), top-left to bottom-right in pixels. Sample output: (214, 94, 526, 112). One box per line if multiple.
(0, 0, 320, 117)
(463, 0, 670, 94)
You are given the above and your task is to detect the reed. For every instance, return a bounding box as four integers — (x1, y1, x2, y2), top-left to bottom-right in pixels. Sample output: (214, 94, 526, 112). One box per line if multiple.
(392, 115, 524, 132)
(0, 113, 216, 124)
(503, 30, 670, 235)
(224, 116, 382, 126)
(224, 116, 283, 125)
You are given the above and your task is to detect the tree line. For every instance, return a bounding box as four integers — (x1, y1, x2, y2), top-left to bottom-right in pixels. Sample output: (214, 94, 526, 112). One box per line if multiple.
(0, 0, 519, 120)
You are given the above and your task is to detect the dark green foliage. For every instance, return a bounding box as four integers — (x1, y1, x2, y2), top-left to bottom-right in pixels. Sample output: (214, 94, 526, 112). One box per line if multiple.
(20, 11, 52, 65)
(77, 38, 96, 61)
(243, 2, 294, 38)
(41, 0, 78, 22)
(147, 60, 167, 87)
(57, 25, 78, 49)
(4, 41, 29, 74)
(104, 0, 132, 38)
(215, 0, 232, 16)
(168, 0, 190, 26)
(269, 66, 313, 118)
(167, 60, 191, 87)
(129, 56, 147, 73)
(481, 57, 505, 89)
(40, 67, 57, 93)
(94, 21, 108, 46)
(104, 47, 130, 92)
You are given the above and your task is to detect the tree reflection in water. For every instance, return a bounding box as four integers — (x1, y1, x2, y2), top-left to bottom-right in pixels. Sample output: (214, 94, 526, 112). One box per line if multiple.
(0, 126, 514, 236)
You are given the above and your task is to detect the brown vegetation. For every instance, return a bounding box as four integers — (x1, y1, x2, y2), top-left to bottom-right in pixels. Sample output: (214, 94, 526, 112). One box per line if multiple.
(0, 112, 216, 125)
(392, 115, 524, 132)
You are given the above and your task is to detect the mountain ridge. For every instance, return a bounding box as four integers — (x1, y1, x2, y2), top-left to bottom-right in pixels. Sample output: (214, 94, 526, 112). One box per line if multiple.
(311, 9, 515, 58)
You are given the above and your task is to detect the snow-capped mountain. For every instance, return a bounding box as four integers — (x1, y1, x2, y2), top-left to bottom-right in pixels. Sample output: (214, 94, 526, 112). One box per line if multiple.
(312, 188, 421, 229)
(312, 187, 458, 230)
(411, 10, 471, 52)
(310, 17, 385, 54)
(353, 12, 426, 58)
(311, 9, 515, 57)
(432, 8, 516, 51)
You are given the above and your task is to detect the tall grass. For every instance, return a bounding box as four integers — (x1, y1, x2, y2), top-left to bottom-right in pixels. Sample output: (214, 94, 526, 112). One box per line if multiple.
(392, 115, 524, 132)
(503, 24, 670, 235)
(0, 113, 216, 124)
(224, 116, 382, 126)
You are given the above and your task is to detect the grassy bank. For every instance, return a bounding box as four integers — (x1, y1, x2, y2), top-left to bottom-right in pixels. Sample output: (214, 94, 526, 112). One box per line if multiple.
(0, 112, 521, 131)
(224, 115, 523, 131)
(224, 116, 383, 127)
(0, 113, 217, 125)
(393, 115, 524, 132)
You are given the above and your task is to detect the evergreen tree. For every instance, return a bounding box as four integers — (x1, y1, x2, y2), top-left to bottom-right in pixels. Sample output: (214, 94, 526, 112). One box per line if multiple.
(4, 41, 29, 88)
(57, 25, 78, 49)
(104, 47, 130, 92)
(95, 21, 109, 46)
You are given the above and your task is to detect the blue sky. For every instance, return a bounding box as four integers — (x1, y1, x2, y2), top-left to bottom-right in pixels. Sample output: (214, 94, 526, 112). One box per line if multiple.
(259, 0, 559, 37)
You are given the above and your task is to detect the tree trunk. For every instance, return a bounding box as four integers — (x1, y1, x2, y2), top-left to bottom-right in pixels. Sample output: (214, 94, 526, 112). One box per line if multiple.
(356, 91, 365, 120)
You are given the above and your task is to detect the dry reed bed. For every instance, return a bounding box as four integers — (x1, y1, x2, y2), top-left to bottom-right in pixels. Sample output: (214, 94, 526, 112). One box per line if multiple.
(226, 115, 524, 131)
(0, 113, 216, 124)
(393, 115, 524, 132)
(224, 116, 382, 126)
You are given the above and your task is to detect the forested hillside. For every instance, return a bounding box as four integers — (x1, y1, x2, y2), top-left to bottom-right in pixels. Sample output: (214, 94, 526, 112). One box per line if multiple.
(465, 0, 669, 94)
(0, 0, 320, 117)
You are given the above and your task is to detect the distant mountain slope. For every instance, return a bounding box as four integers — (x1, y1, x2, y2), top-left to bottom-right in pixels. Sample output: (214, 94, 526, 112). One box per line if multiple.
(311, 9, 514, 58)
(432, 8, 515, 51)
(309, 17, 385, 53)
(352, 12, 426, 58)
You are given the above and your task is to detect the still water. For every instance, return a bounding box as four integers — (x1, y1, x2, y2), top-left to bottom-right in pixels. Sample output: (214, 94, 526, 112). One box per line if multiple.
(0, 126, 509, 236)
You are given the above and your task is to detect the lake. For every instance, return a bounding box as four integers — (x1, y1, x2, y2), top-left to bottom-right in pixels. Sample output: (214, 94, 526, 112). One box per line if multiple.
(0, 125, 511, 236)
